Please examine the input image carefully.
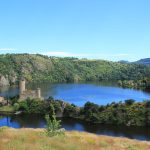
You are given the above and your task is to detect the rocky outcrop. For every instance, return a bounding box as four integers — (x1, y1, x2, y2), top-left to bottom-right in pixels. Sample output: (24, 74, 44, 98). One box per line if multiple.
(0, 75, 10, 87)
(0, 96, 8, 106)
(56, 102, 66, 117)
(9, 74, 17, 85)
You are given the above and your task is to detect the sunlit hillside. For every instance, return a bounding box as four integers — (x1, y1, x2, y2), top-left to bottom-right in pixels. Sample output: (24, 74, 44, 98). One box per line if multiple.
(0, 128, 150, 150)
(0, 54, 150, 89)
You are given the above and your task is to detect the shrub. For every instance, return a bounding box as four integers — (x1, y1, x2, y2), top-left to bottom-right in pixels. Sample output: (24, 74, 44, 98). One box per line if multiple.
(63, 104, 79, 117)
(125, 99, 135, 106)
(13, 103, 20, 111)
(144, 101, 150, 108)
(45, 104, 64, 137)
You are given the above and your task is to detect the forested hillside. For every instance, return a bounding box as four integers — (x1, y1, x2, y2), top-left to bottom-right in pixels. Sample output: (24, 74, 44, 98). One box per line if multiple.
(0, 54, 150, 89)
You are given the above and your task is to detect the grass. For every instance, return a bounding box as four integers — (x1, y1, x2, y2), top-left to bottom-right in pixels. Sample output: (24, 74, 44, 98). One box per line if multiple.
(0, 106, 14, 112)
(0, 128, 150, 150)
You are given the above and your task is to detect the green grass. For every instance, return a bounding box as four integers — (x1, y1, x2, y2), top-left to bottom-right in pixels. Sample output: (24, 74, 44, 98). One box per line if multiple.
(0, 106, 14, 112)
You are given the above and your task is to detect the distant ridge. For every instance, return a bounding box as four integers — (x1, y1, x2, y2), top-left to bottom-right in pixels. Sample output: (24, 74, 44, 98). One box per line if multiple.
(118, 60, 130, 64)
(134, 58, 150, 66)
(118, 58, 150, 66)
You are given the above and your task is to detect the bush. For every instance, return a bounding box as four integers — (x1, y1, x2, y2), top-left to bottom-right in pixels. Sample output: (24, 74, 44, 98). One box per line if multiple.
(13, 103, 20, 111)
(144, 101, 150, 108)
(10, 95, 19, 105)
(125, 99, 135, 105)
(45, 104, 64, 137)
(63, 104, 79, 117)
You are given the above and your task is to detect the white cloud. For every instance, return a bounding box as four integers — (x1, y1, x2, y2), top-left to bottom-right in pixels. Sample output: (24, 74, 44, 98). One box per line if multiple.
(0, 48, 15, 51)
(42, 51, 129, 59)
(42, 51, 89, 57)
(0, 48, 129, 60)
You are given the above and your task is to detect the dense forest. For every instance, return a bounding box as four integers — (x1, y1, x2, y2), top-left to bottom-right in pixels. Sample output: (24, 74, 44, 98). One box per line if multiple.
(0, 54, 150, 89)
(8, 96, 150, 127)
(81, 100, 150, 127)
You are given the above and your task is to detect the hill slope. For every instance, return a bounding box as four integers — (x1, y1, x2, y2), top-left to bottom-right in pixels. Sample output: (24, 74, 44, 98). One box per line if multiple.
(0, 54, 150, 87)
(0, 128, 150, 150)
(134, 58, 150, 66)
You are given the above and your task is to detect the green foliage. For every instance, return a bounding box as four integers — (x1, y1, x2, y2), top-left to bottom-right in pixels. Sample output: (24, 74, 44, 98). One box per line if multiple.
(118, 78, 150, 89)
(4, 95, 150, 127)
(13, 103, 20, 111)
(9, 96, 19, 105)
(45, 104, 64, 137)
(0, 106, 14, 112)
(82, 100, 150, 126)
(15, 98, 76, 117)
(126, 103, 146, 126)
(0, 54, 150, 90)
(63, 104, 79, 117)
(17, 98, 51, 114)
(50, 100, 62, 114)
(125, 99, 135, 105)
(144, 101, 150, 108)
(82, 102, 99, 122)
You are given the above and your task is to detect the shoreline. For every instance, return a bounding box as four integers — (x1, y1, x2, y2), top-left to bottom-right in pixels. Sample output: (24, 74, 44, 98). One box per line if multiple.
(1, 112, 150, 142)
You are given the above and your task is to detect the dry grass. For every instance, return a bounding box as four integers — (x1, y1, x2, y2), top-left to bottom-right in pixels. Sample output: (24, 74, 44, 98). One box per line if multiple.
(0, 127, 150, 150)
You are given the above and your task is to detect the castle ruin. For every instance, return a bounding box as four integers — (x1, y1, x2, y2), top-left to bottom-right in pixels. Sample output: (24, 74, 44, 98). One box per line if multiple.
(19, 79, 43, 100)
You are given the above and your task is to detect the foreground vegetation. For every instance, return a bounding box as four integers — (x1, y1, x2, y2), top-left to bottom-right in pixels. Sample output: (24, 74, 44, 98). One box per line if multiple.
(0, 127, 150, 150)
(0, 54, 150, 89)
(45, 104, 64, 137)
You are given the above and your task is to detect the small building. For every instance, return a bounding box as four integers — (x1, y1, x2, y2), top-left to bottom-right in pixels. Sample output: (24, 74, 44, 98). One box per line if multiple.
(19, 79, 43, 100)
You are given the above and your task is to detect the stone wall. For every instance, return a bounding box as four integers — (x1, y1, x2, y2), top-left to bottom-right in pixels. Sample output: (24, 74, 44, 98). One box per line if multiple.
(19, 90, 42, 100)
(19, 79, 43, 100)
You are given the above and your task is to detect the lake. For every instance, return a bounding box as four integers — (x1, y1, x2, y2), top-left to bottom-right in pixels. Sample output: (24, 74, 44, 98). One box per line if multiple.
(0, 82, 150, 106)
(1, 82, 150, 141)
(0, 114, 150, 141)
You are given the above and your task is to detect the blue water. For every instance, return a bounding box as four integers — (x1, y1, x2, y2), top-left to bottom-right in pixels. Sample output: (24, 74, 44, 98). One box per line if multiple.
(1, 82, 150, 141)
(49, 83, 150, 106)
(0, 114, 150, 141)
(0, 82, 150, 106)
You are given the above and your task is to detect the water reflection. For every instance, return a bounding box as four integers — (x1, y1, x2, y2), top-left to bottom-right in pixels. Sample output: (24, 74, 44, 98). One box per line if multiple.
(0, 114, 150, 141)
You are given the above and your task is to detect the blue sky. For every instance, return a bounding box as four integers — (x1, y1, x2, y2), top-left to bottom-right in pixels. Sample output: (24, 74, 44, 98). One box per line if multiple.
(0, 0, 150, 61)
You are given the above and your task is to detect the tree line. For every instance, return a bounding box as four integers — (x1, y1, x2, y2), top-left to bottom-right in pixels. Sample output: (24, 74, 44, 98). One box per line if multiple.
(9, 96, 150, 127)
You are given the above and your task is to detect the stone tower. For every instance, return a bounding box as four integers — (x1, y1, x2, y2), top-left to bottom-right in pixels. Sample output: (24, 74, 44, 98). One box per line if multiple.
(19, 79, 26, 94)
(19, 79, 43, 100)
(37, 88, 41, 99)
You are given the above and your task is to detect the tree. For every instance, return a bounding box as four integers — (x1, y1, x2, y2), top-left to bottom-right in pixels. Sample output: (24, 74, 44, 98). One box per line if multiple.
(144, 101, 150, 108)
(45, 104, 64, 137)
(125, 99, 135, 105)
(63, 104, 79, 117)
